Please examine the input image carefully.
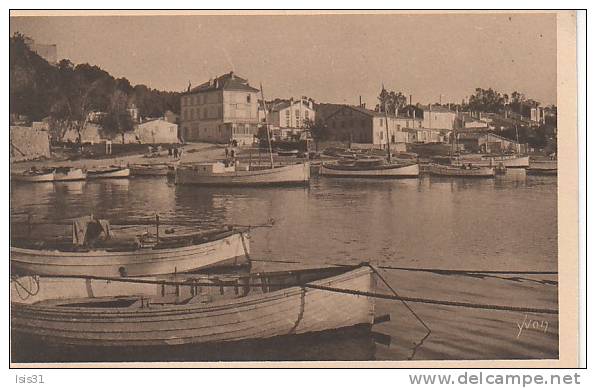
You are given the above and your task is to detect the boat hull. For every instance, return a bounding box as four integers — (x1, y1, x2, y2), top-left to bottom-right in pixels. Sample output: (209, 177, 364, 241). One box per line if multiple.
(11, 172, 55, 183)
(11, 267, 375, 348)
(175, 163, 310, 186)
(428, 164, 495, 177)
(321, 162, 419, 178)
(456, 155, 530, 168)
(10, 232, 250, 277)
(88, 168, 131, 179)
(130, 164, 169, 176)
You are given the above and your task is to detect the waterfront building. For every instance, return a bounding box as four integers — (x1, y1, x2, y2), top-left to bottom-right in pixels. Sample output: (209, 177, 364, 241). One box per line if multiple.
(322, 105, 423, 146)
(259, 97, 316, 138)
(135, 118, 179, 144)
(180, 71, 260, 144)
(421, 105, 457, 130)
(457, 131, 526, 154)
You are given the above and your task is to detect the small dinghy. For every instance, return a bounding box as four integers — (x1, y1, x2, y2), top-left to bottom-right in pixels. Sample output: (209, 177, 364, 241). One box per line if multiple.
(10, 216, 250, 277)
(11, 264, 375, 348)
(526, 160, 557, 176)
(428, 163, 495, 178)
(130, 163, 170, 177)
(87, 166, 130, 179)
(52, 167, 86, 182)
(11, 168, 55, 183)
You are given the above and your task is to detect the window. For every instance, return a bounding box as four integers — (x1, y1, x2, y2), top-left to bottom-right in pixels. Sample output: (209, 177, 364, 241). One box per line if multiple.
(190, 109, 195, 120)
(295, 109, 300, 118)
(247, 94, 251, 103)
(203, 108, 208, 119)
(379, 119, 383, 126)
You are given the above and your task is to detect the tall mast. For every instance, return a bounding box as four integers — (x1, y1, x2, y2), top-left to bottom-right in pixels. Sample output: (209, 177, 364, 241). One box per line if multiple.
(384, 100, 391, 163)
(260, 83, 274, 168)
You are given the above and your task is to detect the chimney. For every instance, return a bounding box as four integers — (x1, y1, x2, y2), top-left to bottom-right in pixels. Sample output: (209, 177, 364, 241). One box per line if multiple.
(359, 96, 362, 107)
(230, 71, 235, 79)
(409, 95, 412, 106)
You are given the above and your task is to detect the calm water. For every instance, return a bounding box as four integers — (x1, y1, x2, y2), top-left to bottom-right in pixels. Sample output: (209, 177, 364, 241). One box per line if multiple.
(10, 169, 558, 361)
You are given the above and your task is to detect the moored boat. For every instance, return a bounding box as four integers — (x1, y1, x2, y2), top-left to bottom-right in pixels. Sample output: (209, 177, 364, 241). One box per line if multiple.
(175, 161, 310, 186)
(87, 166, 131, 179)
(321, 157, 419, 178)
(526, 160, 557, 175)
(52, 167, 86, 182)
(130, 163, 170, 177)
(277, 149, 299, 157)
(10, 218, 251, 277)
(11, 168, 55, 183)
(428, 163, 495, 178)
(11, 265, 375, 348)
(455, 154, 530, 168)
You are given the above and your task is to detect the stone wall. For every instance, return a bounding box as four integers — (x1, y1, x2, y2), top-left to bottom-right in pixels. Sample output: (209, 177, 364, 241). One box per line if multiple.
(10, 126, 51, 162)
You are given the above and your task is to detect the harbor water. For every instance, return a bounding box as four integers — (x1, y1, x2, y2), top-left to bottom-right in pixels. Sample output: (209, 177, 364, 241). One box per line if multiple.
(10, 169, 558, 361)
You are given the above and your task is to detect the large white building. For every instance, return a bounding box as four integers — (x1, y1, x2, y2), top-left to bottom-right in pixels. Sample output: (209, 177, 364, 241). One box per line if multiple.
(422, 105, 457, 130)
(259, 97, 316, 138)
(180, 72, 260, 144)
(135, 119, 179, 144)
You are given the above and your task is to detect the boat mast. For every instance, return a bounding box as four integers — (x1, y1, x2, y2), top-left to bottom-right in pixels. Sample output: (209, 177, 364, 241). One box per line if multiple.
(260, 83, 274, 169)
(384, 98, 391, 163)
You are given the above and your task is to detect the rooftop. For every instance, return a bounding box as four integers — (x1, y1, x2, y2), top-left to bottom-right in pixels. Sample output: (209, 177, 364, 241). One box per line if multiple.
(186, 71, 259, 94)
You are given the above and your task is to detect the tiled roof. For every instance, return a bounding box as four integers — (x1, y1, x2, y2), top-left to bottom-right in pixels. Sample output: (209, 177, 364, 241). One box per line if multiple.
(187, 72, 259, 94)
(422, 105, 455, 113)
(326, 105, 421, 120)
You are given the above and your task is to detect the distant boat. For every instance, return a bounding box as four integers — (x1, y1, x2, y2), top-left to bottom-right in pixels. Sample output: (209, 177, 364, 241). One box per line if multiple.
(321, 157, 419, 178)
(428, 163, 495, 178)
(130, 163, 170, 177)
(455, 154, 530, 168)
(527, 160, 557, 175)
(11, 168, 55, 183)
(175, 161, 310, 186)
(11, 224, 250, 277)
(277, 149, 299, 157)
(53, 167, 86, 182)
(88, 166, 130, 179)
(11, 265, 375, 348)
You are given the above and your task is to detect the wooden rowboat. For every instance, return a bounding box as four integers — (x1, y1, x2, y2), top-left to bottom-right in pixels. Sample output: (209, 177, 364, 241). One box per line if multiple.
(175, 162, 310, 186)
(526, 160, 557, 176)
(10, 228, 250, 277)
(428, 163, 495, 178)
(129, 163, 170, 177)
(455, 154, 530, 168)
(11, 169, 55, 183)
(87, 166, 131, 179)
(11, 265, 375, 348)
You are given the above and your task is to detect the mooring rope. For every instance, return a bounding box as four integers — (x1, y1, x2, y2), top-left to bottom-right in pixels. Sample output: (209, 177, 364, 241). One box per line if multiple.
(366, 264, 431, 360)
(302, 283, 559, 315)
(11, 275, 40, 300)
(250, 258, 558, 277)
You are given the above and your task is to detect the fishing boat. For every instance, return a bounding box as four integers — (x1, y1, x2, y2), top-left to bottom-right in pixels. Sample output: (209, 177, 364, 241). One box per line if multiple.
(10, 218, 251, 277)
(175, 161, 310, 186)
(526, 160, 557, 175)
(11, 265, 375, 348)
(52, 167, 87, 182)
(130, 163, 170, 177)
(87, 166, 131, 179)
(11, 168, 55, 183)
(428, 163, 495, 178)
(321, 157, 419, 178)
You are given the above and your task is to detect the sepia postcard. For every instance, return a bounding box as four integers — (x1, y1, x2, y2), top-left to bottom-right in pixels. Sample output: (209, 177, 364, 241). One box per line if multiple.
(7, 10, 581, 369)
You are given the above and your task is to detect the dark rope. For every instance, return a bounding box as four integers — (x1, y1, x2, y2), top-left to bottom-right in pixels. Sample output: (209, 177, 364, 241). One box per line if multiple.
(367, 265, 431, 360)
(302, 283, 559, 315)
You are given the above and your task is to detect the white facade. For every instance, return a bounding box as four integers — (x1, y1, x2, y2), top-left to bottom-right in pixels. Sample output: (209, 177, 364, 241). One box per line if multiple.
(422, 107, 457, 130)
(136, 119, 179, 144)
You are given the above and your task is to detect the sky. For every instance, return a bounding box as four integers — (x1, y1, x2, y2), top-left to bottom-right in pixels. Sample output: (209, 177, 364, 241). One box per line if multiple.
(10, 12, 557, 107)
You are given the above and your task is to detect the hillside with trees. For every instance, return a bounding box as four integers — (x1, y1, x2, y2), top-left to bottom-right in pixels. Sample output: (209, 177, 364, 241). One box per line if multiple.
(10, 33, 181, 140)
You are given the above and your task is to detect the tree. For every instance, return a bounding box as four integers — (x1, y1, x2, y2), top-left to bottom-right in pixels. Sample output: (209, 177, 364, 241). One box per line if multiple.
(101, 89, 133, 139)
(375, 86, 407, 114)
